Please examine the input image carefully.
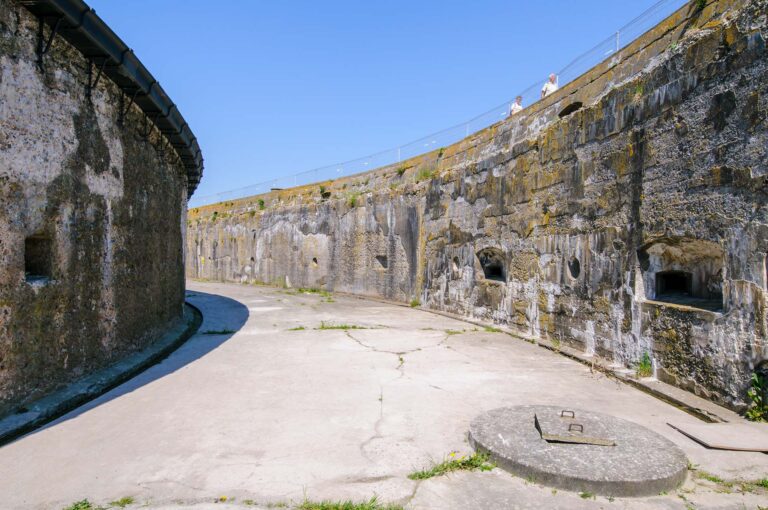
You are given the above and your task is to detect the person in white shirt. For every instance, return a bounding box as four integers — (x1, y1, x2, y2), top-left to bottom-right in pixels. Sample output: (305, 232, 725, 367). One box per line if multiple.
(509, 95, 523, 116)
(541, 73, 559, 98)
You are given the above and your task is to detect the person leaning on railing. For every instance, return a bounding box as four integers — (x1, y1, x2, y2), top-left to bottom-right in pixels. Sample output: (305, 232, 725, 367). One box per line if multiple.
(509, 95, 523, 116)
(541, 73, 559, 98)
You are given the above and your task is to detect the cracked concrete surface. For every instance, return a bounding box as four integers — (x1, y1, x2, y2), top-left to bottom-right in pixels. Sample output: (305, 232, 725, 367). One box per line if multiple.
(0, 281, 766, 509)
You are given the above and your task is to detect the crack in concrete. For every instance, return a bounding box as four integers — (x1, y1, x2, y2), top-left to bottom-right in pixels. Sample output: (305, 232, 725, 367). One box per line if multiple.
(348, 330, 454, 468)
(358, 382, 385, 463)
(401, 478, 424, 508)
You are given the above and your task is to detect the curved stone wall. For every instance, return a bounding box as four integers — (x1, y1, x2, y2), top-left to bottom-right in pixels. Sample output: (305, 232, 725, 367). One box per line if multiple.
(0, 0, 191, 414)
(187, 0, 767, 409)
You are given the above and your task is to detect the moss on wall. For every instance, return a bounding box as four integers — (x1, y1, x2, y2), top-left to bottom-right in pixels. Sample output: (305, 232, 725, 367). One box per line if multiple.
(0, 0, 187, 414)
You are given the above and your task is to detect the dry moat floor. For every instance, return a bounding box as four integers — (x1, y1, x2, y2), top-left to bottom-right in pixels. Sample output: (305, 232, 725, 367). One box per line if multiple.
(1, 281, 767, 510)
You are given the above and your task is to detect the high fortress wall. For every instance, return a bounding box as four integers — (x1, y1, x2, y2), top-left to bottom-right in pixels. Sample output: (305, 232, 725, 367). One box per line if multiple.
(188, 0, 767, 410)
(0, 0, 202, 415)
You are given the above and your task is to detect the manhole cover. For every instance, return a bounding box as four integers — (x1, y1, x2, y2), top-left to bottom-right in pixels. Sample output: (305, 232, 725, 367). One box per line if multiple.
(469, 405, 688, 497)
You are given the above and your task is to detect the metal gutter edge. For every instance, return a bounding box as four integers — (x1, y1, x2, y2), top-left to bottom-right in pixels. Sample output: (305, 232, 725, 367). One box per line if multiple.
(17, 0, 203, 196)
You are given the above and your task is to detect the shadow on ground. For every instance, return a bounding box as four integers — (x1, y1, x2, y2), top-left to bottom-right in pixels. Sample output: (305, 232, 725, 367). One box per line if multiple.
(16, 290, 248, 441)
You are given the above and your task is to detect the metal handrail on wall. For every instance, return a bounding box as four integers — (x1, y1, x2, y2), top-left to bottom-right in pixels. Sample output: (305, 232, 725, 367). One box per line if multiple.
(189, 0, 690, 208)
(18, 0, 204, 197)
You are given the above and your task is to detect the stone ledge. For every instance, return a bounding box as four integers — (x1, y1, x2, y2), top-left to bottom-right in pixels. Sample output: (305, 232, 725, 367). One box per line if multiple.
(0, 302, 202, 446)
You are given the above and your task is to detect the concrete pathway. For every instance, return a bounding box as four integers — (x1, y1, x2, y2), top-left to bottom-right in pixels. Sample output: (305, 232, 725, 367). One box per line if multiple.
(1, 281, 766, 510)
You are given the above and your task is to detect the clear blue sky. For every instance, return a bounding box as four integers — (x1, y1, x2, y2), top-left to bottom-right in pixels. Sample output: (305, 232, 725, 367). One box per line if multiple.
(88, 0, 686, 201)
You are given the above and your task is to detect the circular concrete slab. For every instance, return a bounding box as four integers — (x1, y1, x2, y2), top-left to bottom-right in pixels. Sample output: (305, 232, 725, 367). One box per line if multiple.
(469, 405, 688, 497)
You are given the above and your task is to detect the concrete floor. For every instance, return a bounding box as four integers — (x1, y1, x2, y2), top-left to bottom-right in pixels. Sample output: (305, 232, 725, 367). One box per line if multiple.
(1, 281, 766, 510)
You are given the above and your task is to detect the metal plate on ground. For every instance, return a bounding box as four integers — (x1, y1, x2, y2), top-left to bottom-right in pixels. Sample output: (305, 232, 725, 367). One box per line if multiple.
(535, 409, 616, 446)
(668, 421, 768, 452)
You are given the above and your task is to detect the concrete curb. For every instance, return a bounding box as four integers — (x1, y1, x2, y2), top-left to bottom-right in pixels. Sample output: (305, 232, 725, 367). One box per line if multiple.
(0, 302, 202, 446)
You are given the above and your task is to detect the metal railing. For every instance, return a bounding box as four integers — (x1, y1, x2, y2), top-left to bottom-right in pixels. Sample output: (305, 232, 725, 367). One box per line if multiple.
(189, 0, 687, 208)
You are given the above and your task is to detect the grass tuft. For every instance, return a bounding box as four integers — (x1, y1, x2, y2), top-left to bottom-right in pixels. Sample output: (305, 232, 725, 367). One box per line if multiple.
(698, 471, 725, 484)
(109, 497, 134, 508)
(63, 501, 105, 510)
(297, 287, 332, 298)
(408, 451, 495, 480)
(297, 497, 402, 510)
(316, 321, 367, 330)
(483, 326, 502, 333)
(410, 298, 420, 307)
(288, 326, 306, 331)
(746, 372, 767, 422)
(415, 166, 437, 183)
(636, 351, 653, 378)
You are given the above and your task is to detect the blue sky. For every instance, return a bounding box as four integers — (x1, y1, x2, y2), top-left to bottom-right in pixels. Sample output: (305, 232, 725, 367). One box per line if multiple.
(88, 0, 686, 202)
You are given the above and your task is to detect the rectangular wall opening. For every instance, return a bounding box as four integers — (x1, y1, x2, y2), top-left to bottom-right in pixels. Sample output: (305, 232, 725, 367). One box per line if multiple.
(656, 270, 692, 296)
(25, 235, 52, 283)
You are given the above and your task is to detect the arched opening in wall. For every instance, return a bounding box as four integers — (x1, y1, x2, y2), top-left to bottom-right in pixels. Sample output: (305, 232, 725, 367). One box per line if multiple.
(638, 238, 724, 312)
(477, 248, 506, 283)
(568, 257, 581, 279)
(24, 234, 52, 283)
(559, 101, 583, 118)
(375, 255, 388, 269)
(312, 257, 318, 268)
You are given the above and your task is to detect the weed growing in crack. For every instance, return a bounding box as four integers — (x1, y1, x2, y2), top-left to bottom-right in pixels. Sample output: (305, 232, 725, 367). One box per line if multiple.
(579, 491, 596, 500)
(288, 326, 306, 331)
(317, 321, 368, 330)
(636, 352, 653, 378)
(298, 496, 403, 510)
(690, 467, 768, 494)
(410, 298, 420, 307)
(445, 329, 463, 335)
(63, 501, 101, 510)
(483, 326, 502, 333)
(746, 372, 767, 422)
(415, 166, 437, 183)
(698, 471, 725, 484)
(297, 287, 332, 298)
(407, 451, 495, 480)
(109, 497, 135, 508)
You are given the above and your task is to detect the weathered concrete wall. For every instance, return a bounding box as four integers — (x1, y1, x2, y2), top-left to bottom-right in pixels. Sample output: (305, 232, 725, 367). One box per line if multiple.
(0, 0, 189, 414)
(187, 0, 768, 410)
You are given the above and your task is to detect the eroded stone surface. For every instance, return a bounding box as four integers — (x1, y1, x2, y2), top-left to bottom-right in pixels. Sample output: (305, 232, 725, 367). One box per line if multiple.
(0, 0, 189, 414)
